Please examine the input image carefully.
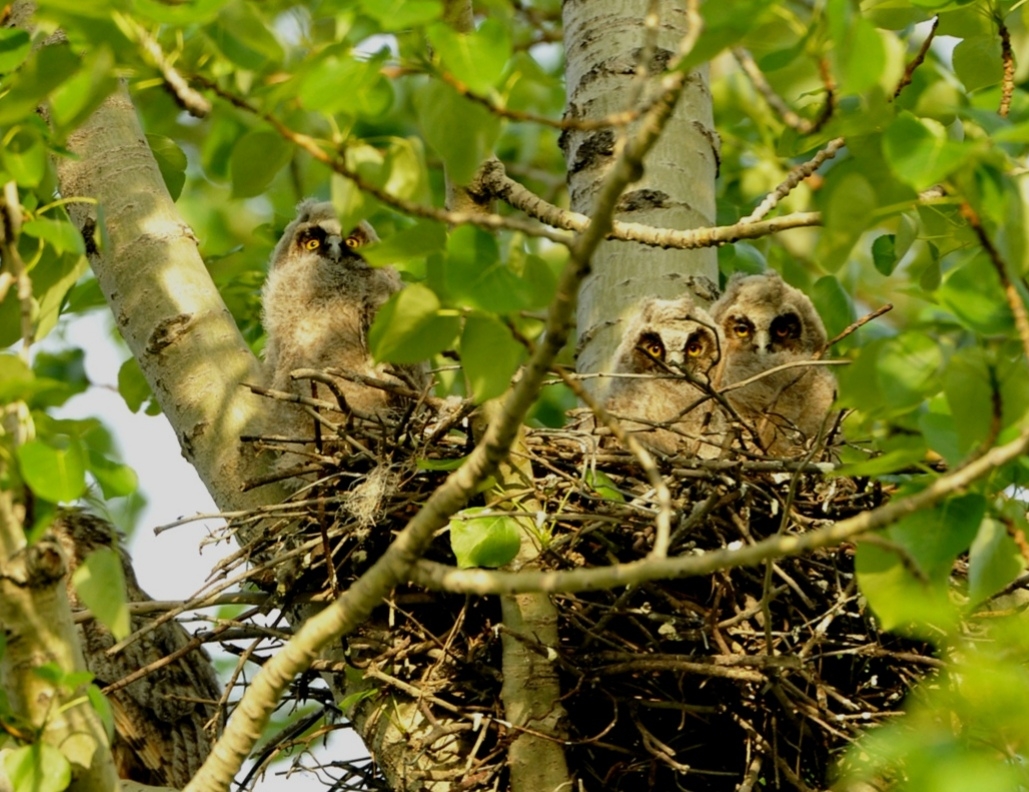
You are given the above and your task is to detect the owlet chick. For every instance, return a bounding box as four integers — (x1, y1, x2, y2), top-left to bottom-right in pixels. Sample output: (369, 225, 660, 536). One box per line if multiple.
(261, 200, 428, 467)
(709, 271, 836, 456)
(52, 510, 222, 789)
(603, 295, 726, 457)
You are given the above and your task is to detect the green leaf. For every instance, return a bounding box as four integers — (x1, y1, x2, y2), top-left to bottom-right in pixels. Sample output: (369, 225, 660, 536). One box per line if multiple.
(856, 494, 985, 633)
(22, 217, 85, 256)
(0, 44, 80, 126)
(48, 47, 117, 136)
(117, 357, 157, 414)
(368, 283, 460, 364)
(147, 134, 187, 201)
(836, 17, 887, 95)
(0, 354, 33, 404)
(361, 221, 447, 267)
(3, 743, 71, 792)
(883, 111, 971, 191)
(938, 253, 1014, 335)
(87, 450, 138, 499)
(72, 547, 130, 640)
(817, 171, 877, 270)
(678, 0, 770, 72)
(836, 433, 927, 477)
(230, 129, 292, 198)
(33, 348, 88, 397)
(86, 684, 114, 740)
(968, 518, 1025, 606)
(875, 331, 943, 410)
(16, 437, 87, 502)
(359, 0, 441, 30)
(584, 469, 626, 502)
(460, 314, 525, 402)
(952, 34, 1004, 93)
(444, 226, 533, 312)
(206, 1, 283, 70)
(428, 18, 511, 95)
(416, 455, 467, 471)
(2, 125, 47, 188)
(943, 347, 995, 459)
(449, 507, 523, 569)
(299, 54, 393, 118)
(871, 234, 898, 276)
(0, 28, 31, 72)
(810, 275, 853, 344)
(415, 80, 501, 186)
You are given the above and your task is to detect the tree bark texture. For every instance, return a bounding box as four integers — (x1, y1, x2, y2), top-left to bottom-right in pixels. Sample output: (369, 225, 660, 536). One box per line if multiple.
(54, 87, 278, 515)
(563, 0, 719, 387)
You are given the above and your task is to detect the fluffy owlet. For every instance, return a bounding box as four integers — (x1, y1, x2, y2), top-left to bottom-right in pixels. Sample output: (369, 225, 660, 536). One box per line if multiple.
(603, 295, 725, 457)
(261, 200, 428, 469)
(709, 271, 837, 456)
(52, 510, 222, 788)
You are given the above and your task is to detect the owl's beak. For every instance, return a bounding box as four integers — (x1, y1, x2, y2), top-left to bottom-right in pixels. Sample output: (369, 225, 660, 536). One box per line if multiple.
(755, 329, 770, 353)
(324, 234, 344, 262)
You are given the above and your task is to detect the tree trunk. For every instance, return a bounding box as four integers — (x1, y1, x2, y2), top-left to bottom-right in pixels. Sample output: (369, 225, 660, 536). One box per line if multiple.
(563, 0, 718, 386)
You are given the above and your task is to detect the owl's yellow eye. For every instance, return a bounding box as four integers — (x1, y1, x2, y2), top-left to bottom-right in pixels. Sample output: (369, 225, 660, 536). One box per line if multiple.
(639, 336, 665, 361)
(345, 236, 361, 249)
(733, 322, 751, 339)
(686, 340, 704, 357)
(304, 238, 320, 251)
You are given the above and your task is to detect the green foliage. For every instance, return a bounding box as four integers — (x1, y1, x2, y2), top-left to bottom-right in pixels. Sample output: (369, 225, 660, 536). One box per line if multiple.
(448, 507, 523, 569)
(72, 547, 130, 640)
(2, 743, 71, 792)
(4, 0, 1029, 785)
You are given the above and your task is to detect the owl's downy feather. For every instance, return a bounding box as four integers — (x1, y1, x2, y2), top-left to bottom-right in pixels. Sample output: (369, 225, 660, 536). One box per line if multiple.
(710, 271, 836, 455)
(261, 200, 429, 474)
(603, 295, 726, 457)
(52, 510, 222, 789)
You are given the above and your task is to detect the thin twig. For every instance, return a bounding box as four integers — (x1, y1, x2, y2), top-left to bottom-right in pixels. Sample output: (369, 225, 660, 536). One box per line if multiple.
(819, 303, 893, 356)
(999, 17, 1015, 118)
(741, 138, 845, 224)
(894, 17, 940, 99)
(960, 201, 1029, 362)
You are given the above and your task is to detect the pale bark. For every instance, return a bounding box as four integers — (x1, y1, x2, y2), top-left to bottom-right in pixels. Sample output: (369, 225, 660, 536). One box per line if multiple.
(54, 87, 280, 514)
(563, 0, 718, 388)
(0, 494, 120, 792)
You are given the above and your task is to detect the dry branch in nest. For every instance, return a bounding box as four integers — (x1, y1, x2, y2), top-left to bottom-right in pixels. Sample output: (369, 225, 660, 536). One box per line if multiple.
(233, 382, 937, 791)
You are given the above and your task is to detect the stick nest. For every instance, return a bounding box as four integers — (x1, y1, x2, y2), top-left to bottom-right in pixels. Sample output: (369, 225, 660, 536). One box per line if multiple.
(235, 394, 936, 792)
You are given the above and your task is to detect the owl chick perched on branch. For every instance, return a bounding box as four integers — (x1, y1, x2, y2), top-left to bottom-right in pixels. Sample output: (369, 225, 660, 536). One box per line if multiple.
(710, 271, 837, 456)
(603, 295, 726, 457)
(260, 200, 428, 474)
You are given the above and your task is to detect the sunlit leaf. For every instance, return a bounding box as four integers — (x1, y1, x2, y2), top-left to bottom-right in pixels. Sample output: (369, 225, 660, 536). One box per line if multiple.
(428, 18, 511, 95)
(952, 34, 1004, 92)
(883, 111, 972, 191)
(230, 129, 292, 198)
(968, 518, 1024, 606)
(147, 134, 188, 201)
(460, 314, 525, 402)
(22, 217, 85, 256)
(369, 283, 460, 364)
(16, 436, 87, 503)
(449, 507, 523, 568)
(0, 28, 31, 72)
(3, 743, 71, 792)
(415, 80, 501, 186)
(2, 124, 47, 188)
(73, 547, 130, 640)
(359, 0, 441, 30)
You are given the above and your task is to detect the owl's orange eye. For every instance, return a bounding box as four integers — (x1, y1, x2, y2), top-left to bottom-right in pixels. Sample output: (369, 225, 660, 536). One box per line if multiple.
(345, 236, 361, 249)
(304, 238, 320, 251)
(686, 340, 704, 357)
(773, 324, 790, 338)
